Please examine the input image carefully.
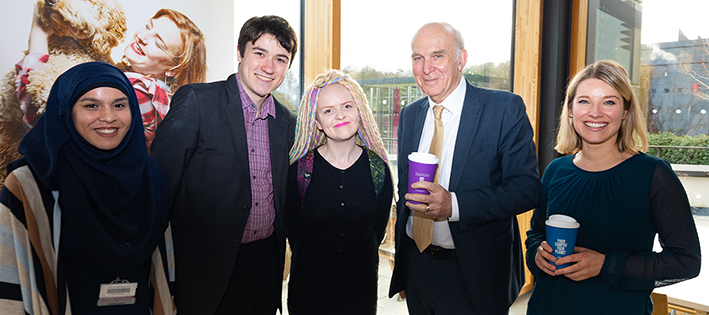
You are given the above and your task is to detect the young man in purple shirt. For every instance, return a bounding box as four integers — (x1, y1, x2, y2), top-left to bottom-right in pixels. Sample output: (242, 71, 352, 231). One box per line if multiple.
(151, 15, 298, 315)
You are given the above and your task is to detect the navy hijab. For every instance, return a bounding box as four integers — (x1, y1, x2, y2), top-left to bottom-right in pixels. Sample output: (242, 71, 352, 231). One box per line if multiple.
(12, 62, 169, 277)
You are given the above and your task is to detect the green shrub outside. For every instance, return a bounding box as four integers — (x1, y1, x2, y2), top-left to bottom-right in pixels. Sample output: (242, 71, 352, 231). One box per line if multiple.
(647, 132, 709, 165)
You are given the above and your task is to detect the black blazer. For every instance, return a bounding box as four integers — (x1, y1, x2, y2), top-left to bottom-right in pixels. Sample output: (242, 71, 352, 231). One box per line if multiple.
(151, 74, 296, 314)
(389, 81, 542, 314)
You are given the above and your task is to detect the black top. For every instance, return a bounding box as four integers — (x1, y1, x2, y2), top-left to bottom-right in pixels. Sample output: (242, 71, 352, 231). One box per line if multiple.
(286, 148, 393, 254)
(285, 147, 393, 314)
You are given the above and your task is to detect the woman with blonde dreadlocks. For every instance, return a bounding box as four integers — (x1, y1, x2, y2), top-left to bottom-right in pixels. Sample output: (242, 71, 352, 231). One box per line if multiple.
(285, 70, 394, 314)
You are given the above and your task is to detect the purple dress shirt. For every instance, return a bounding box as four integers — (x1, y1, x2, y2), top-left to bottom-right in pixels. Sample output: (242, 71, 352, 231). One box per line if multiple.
(236, 74, 276, 243)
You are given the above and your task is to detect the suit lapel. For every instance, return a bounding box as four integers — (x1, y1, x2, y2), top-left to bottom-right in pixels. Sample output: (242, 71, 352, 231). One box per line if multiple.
(449, 82, 483, 191)
(411, 100, 429, 152)
(269, 102, 288, 200)
(222, 75, 251, 186)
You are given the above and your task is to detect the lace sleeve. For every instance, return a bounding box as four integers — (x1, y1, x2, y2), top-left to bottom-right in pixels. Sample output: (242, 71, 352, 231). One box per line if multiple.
(619, 161, 701, 288)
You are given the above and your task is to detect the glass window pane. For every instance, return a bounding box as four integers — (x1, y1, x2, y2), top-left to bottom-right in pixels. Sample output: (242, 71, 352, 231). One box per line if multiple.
(341, 0, 514, 163)
(638, 0, 709, 311)
(586, 0, 642, 83)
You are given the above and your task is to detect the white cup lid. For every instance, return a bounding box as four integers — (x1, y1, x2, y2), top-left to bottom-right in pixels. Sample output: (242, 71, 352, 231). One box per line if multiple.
(408, 152, 439, 164)
(546, 214, 580, 229)
(549, 214, 578, 223)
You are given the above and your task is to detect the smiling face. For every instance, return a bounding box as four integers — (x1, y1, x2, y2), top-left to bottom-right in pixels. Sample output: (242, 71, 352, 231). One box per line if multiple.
(411, 23, 467, 104)
(71, 87, 131, 150)
(124, 16, 183, 78)
(570, 78, 628, 149)
(315, 84, 360, 144)
(237, 34, 292, 108)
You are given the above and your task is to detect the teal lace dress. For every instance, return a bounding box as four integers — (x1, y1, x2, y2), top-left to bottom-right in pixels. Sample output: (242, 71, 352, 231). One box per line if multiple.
(525, 153, 701, 314)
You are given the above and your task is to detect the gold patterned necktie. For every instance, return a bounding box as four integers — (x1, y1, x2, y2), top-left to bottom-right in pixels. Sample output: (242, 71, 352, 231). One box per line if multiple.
(412, 105, 444, 252)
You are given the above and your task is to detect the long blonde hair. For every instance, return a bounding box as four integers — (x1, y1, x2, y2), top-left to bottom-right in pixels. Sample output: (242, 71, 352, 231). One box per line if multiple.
(555, 60, 647, 154)
(290, 69, 389, 165)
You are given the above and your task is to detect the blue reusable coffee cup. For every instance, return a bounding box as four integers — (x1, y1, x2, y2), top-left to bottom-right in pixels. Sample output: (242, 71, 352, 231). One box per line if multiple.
(546, 214, 580, 268)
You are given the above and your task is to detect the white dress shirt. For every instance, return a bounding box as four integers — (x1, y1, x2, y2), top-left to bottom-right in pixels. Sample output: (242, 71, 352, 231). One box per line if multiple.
(406, 76, 466, 249)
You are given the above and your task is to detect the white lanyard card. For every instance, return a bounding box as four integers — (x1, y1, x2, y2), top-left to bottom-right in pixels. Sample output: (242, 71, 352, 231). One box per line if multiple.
(97, 278, 138, 306)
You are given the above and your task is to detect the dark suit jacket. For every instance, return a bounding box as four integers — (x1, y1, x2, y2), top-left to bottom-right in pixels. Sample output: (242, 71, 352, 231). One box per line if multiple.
(151, 74, 296, 314)
(389, 81, 542, 314)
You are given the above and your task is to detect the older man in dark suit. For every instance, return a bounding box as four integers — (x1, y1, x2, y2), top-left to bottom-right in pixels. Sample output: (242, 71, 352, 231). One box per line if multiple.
(151, 15, 297, 315)
(389, 22, 542, 314)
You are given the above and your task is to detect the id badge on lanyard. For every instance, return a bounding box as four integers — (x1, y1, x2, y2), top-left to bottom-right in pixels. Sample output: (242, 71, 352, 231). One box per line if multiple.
(97, 278, 138, 306)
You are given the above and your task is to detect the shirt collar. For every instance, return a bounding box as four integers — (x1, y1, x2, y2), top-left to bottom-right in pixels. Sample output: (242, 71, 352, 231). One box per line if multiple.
(427, 76, 466, 116)
(235, 73, 276, 118)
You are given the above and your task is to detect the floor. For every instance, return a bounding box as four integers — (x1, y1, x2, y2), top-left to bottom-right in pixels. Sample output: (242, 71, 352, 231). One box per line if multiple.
(280, 256, 530, 314)
(278, 216, 709, 314)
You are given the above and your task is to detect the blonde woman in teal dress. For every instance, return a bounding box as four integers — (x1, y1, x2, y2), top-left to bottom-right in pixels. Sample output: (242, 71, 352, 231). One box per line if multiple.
(525, 60, 701, 314)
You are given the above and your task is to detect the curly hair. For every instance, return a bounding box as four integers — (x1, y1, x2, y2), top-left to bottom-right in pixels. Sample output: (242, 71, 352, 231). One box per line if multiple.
(289, 69, 389, 165)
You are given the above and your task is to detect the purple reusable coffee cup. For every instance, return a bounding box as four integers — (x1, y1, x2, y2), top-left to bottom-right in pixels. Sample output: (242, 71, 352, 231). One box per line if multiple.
(407, 152, 439, 205)
(546, 214, 580, 268)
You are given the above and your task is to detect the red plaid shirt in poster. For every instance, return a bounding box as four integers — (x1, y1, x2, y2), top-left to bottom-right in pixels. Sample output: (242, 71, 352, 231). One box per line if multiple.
(15, 53, 49, 127)
(125, 72, 170, 150)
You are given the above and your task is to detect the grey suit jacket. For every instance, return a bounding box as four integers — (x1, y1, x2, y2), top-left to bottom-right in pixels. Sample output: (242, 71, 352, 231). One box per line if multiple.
(389, 80, 541, 314)
(151, 74, 296, 314)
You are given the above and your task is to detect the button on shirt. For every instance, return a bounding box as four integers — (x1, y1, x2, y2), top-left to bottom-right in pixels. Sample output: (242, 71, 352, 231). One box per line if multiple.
(406, 76, 466, 249)
(236, 74, 276, 243)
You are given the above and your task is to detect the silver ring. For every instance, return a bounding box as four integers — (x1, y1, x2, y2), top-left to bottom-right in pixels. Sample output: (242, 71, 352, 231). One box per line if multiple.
(426, 205, 430, 212)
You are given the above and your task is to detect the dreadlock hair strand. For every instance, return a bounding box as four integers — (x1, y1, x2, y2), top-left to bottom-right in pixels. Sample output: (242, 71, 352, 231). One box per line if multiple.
(290, 69, 390, 166)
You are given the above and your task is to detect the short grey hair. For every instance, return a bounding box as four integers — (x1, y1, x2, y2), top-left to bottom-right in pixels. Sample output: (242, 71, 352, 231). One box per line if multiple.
(440, 22, 464, 60)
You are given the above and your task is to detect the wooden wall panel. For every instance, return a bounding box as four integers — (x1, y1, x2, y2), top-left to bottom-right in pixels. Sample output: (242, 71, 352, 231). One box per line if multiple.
(569, 0, 589, 81)
(513, 0, 543, 296)
(514, 0, 543, 143)
(303, 0, 340, 85)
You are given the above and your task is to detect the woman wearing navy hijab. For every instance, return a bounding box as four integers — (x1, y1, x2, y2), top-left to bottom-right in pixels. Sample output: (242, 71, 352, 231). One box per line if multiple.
(0, 62, 171, 314)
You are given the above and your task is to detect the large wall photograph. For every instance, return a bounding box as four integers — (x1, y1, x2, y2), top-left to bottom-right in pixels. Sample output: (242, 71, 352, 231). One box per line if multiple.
(0, 0, 306, 186)
(0, 0, 238, 185)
